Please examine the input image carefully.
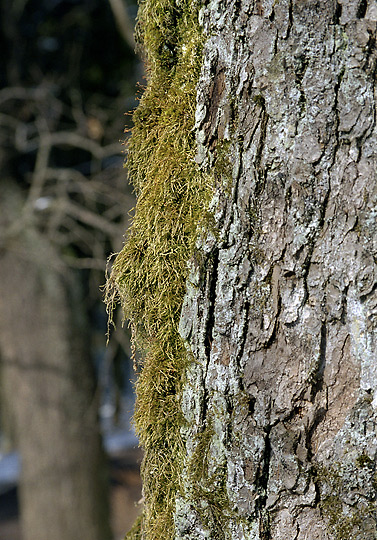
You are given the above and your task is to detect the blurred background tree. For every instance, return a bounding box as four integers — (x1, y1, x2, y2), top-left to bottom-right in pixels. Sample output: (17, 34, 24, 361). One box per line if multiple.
(0, 1, 141, 539)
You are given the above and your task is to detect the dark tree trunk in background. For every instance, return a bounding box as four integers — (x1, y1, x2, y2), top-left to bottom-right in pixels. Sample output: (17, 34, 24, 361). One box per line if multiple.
(0, 184, 112, 540)
(175, 1, 377, 538)
(0, 0, 140, 537)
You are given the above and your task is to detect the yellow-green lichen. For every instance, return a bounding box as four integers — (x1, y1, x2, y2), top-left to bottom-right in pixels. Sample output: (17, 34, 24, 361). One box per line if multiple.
(213, 139, 233, 185)
(187, 419, 230, 539)
(105, 1, 214, 539)
(314, 461, 377, 540)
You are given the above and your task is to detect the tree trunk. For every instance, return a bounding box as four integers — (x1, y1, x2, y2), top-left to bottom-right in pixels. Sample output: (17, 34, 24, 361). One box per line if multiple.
(109, 1, 377, 539)
(176, 1, 377, 539)
(0, 183, 112, 540)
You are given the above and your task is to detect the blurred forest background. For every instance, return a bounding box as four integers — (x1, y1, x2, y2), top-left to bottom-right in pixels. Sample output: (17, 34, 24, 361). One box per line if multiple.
(0, 0, 143, 539)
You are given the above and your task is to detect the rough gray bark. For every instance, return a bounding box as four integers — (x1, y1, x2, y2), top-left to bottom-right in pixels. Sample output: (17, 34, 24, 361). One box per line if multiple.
(0, 184, 112, 540)
(176, 1, 377, 539)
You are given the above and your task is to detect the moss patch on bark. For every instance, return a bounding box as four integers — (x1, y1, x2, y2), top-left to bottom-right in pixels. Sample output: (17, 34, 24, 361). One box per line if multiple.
(314, 459, 377, 540)
(105, 1, 213, 539)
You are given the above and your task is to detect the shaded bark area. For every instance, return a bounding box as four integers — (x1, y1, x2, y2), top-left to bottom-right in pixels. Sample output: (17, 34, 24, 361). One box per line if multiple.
(177, 1, 377, 539)
(0, 184, 111, 540)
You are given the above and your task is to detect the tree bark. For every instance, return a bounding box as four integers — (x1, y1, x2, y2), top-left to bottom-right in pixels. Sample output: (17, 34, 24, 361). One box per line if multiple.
(0, 183, 112, 540)
(176, 1, 377, 538)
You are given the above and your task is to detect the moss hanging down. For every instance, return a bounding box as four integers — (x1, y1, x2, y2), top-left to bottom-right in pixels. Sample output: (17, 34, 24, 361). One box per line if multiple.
(105, 1, 212, 539)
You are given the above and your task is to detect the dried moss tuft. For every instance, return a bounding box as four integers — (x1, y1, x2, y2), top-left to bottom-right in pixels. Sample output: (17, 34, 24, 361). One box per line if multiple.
(105, 1, 213, 539)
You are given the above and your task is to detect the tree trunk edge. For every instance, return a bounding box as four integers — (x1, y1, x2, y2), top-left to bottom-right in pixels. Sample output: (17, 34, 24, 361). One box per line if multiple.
(174, 1, 377, 539)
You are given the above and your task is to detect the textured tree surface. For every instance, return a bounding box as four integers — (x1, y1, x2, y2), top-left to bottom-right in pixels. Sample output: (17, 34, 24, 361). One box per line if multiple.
(176, 1, 377, 538)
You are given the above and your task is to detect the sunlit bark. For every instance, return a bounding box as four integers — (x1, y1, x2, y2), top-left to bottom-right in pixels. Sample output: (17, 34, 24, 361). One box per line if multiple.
(175, 1, 377, 538)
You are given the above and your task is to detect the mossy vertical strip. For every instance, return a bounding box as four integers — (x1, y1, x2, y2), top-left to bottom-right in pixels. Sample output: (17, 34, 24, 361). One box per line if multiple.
(105, 1, 212, 539)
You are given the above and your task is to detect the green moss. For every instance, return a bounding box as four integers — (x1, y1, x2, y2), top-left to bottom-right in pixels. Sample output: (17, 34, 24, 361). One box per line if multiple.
(213, 139, 233, 185)
(314, 461, 377, 540)
(105, 2, 214, 540)
(252, 94, 265, 107)
(187, 420, 230, 538)
(356, 452, 374, 469)
(124, 514, 143, 540)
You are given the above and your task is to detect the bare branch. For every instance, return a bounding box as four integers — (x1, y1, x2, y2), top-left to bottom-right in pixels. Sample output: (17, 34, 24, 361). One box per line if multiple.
(62, 256, 107, 270)
(61, 200, 122, 237)
(108, 0, 136, 51)
(0, 86, 48, 105)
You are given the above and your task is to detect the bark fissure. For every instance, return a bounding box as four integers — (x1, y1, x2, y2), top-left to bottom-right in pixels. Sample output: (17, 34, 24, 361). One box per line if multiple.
(204, 249, 220, 362)
(356, 0, 368, 18)
(334, 2, 342, 24)
(286, 0, 293, 40)
(236, 299, 251, 363)
(312, 321, 327, 398)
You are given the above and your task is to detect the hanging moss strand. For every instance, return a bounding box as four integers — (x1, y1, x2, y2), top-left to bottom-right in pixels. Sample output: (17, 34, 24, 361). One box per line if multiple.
(105, 2, 213, 539)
